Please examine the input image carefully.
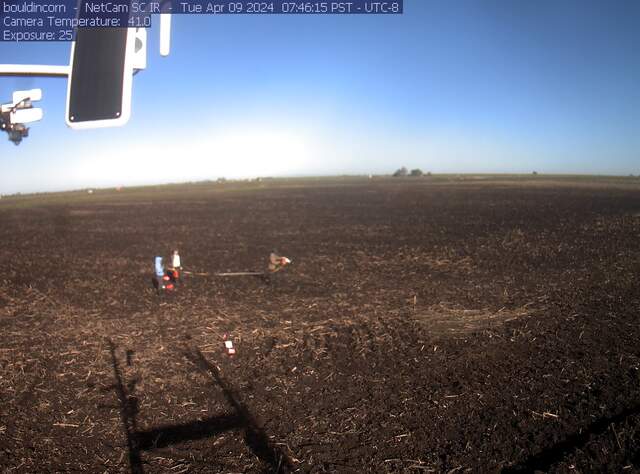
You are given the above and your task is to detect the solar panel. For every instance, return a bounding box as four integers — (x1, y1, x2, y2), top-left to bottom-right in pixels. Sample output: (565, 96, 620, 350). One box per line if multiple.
(66, 27, 134, 129)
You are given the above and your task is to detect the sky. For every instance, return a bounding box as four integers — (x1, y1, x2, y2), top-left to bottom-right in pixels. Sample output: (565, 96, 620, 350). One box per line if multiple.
(1, 0, 639, 194)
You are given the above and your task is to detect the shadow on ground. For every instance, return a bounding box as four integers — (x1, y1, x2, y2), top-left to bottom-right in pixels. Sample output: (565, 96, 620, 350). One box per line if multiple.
(107, 340, 292, 473)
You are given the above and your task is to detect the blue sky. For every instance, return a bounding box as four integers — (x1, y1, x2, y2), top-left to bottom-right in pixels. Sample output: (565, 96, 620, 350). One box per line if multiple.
(1, 0, 639, 193)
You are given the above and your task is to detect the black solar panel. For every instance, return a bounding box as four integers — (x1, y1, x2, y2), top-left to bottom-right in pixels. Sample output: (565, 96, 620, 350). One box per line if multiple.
(68, 27, 129, 123)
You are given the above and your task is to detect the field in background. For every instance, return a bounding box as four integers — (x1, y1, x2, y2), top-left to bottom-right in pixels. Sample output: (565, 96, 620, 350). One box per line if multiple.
(1, 176, 640, 472)
(4, 173, 640, 206)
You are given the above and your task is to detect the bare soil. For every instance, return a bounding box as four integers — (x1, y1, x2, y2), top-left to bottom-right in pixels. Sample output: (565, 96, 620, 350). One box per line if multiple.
(1, 177, 640, 473)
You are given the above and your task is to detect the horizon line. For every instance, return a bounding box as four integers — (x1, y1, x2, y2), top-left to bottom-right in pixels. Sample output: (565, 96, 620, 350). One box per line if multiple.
(3, 172, 640, 199)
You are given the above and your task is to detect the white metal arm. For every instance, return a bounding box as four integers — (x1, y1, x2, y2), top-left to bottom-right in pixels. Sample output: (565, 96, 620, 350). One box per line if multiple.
(160, 14, 171, 56)
(0, 64, 70, 77)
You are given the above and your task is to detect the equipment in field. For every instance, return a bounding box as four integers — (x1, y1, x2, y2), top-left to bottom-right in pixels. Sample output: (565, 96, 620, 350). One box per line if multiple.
(155, 256, 165, 279)
(215, 272, 264, 277)
(183, 271, 211, 276)
(182, 252, 293, 278)
(166, 249, 182, 281)
(153, 255, 175, 292)
(171, 250, 182, 270)
(268, 252, 292, 273)
(0, 1, 173, 141)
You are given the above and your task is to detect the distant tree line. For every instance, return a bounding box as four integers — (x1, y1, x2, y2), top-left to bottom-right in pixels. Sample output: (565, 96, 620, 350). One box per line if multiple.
(393, 167, 431, 177)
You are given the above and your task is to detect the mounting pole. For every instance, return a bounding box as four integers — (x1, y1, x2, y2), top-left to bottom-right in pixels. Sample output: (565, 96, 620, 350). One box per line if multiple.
(160, 13, 172, 57)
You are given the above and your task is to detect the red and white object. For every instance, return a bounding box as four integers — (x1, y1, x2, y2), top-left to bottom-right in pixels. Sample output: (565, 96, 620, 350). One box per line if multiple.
(268, 252, 292, 273)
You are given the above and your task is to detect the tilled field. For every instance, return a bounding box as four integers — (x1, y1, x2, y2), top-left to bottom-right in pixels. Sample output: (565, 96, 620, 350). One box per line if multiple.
(1, 178, 640, 473)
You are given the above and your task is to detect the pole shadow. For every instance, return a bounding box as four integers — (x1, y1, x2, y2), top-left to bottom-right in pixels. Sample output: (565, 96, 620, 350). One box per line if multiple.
(502, 402, 640, 473)
(107, 340, 293, 473)
(185, 349, 294, 473)
(107, 339, 144, 474)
